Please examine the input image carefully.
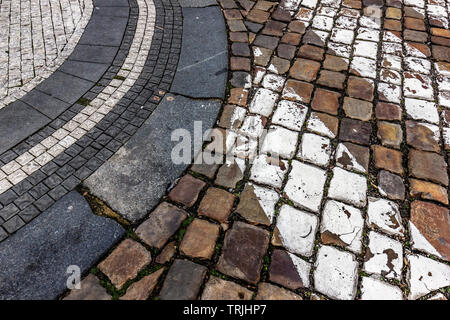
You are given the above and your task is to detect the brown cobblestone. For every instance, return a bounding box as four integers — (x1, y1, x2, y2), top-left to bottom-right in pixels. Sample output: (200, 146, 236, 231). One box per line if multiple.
(156, 241, 177, 264)
(317, 70, 346, 89)
(409, 179, 449, 205)
(406, 121, 440, 153)
(373, 145, 403, 175)
(410, 201, 450, 261)
(282, 79, 314, 103)
(340, 118, 372, 145)
(231, 56, 251, 71)
(298, 45, 325, 61)
(120, 268, 164, 300)
(347, 76, 374, 101)
(198, 187, 235, 222)
(281, 32, 302, 45)
(377, 121, 402, 149)
(98, 239, 151, 289)
(168, 175, 206, 207)
(324, 54, 349, 72)
(262, 20, 287, 37)
(217, 221, 269, 284)
(228, 88, 248, 106)
(236, 184, 272, 226)
(311, 88, 341, 115)
(201, 276, 253, 300)
(375, 102, 402, 121)
(269, 249, 305, 290)
(343, 97, 373, 121)
(405, 17, 426, 31)
(64, 275, 110, 300)
(409, 150, 448, 186)
(135, 202, 187, 249)
(256, 283, 302, 300)
(180, 219, 220, 260)
(290, 58, 321, 82)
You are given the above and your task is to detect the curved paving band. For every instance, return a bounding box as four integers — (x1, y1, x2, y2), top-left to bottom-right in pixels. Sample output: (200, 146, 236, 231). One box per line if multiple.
(0, 0, 449, 301)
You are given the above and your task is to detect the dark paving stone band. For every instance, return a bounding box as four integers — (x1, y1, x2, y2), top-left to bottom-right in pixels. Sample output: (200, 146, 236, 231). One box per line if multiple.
(0, 0, 182, 240)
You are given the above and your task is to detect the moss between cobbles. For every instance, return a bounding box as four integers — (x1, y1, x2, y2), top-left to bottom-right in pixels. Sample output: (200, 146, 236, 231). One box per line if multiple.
(113, 75, 126, 81)
(76, 97, 91, 106)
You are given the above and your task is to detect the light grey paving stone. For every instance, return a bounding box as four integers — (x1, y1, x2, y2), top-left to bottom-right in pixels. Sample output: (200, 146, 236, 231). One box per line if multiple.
(178, 0, 218, 7)
(0, 101, 50, 154)
(171, 7, 227, 99)
(84, 94, 221, 222)
(0, 191, 124, 300)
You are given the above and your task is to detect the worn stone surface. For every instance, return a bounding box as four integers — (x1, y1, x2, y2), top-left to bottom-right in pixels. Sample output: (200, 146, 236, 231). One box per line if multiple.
(269, 249, 310, 289)
(311, 88, 340, 115)
(364, 231, 403, 279)
(340, 118, 372, 145)
(408, 150, 448, 186)
(406, 121, 440, 152)
(84, 94, 221, 222)
(255, 283, 302, 300)
(409, 179, 448, 205)
(169, 175, 206, 207)
(159, 259, 207, 300)
(156, 242, 177, 264)
(407, 254, 450, 300)
(217, 221, 269, 284)
(0, 192, 124, 299)
(290, 58, 321, 82)
(215, 161, 245, 188)
(120, 268, 164, 300)
(335, 142, 370, 173)
(135, 202, 187, 249)
(201, 276, 253, 300)
(64, 275, 111, 300)
(373, 145, 403, 175)
(410, 201, 450, 261)
(378, 170, 405, 200)
(198, 187, 235, 222)
(360, 277, 403, 300)
(321, 200, 364, 253)
(180, 219, 220, 259)
(99, 239, 152, 289)
(343, 97, 373, 121)
(377, 121, 402, 148)
(314, 245, 358, 300)
(236, 183, 279, 226)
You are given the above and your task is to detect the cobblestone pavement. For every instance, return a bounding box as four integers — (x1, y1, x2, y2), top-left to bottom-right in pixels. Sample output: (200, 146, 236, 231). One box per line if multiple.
(0, 0, 449, 301)
(0, 0, 93, 108)
(63, 0, 450, 300)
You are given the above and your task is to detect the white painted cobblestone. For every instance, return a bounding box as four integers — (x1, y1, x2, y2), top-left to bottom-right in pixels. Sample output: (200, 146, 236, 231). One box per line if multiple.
(276, 205, 319, 257)
(314, 245, 358, 300)
(284, 160, 327, 213)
